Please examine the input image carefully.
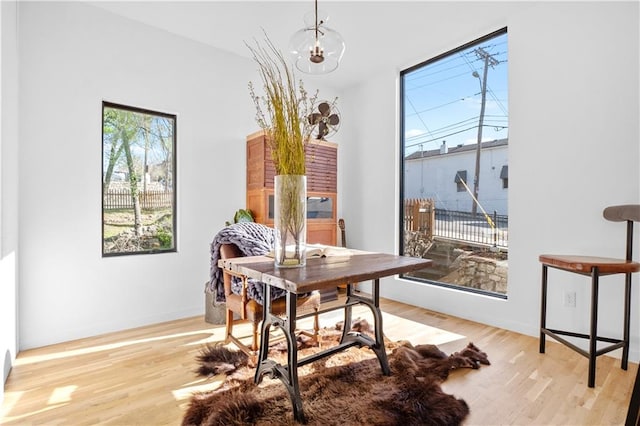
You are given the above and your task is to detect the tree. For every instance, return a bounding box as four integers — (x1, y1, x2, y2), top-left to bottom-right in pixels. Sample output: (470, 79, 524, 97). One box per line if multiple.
(102, 108, 125, 194)
(103, 107, 144, 236)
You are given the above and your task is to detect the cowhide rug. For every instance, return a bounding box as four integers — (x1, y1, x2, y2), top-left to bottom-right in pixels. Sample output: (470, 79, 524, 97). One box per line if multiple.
(182, 320, 490, 426)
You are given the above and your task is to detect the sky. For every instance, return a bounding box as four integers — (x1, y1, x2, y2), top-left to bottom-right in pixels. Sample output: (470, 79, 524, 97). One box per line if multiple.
(402, 31, 508, 156)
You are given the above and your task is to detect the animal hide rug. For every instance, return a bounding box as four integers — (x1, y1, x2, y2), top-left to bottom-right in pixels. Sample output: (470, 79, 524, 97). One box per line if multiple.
(183, 325, 489, 426)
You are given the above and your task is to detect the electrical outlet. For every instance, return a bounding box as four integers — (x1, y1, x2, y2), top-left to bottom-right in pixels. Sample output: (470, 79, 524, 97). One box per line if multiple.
(563, 291, 576, 308)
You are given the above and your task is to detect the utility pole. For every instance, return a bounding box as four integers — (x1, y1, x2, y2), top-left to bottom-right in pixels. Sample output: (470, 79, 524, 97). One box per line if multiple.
(471, 47, 498, 215)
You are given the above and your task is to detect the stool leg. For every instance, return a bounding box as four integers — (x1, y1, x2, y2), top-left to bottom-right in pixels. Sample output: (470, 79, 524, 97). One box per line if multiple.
(540, 264, 548, 354)
(588, 267, 600, 388)
(622, 271, 632, 370)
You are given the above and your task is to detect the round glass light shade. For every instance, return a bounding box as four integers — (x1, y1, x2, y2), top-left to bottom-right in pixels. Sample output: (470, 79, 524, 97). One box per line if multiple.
(289, 20, 345, 75)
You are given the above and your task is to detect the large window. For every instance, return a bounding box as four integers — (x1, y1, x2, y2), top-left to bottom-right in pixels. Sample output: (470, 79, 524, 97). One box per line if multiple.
(102, 102, 177, 256)
(400, 28, 508, 297)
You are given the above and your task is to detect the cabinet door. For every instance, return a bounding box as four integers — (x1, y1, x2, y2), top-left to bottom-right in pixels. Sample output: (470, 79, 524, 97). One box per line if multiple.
(307, 222, 337, 246)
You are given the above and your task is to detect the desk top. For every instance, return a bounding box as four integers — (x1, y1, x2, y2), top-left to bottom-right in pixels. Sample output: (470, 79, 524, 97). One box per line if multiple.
(219, 252, 432, 294)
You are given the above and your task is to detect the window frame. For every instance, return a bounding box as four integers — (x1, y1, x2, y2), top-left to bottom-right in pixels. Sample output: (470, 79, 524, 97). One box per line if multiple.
(398, 27, 508, 298)
(101, 101, 177, 257)
(455, 170, 468, 192)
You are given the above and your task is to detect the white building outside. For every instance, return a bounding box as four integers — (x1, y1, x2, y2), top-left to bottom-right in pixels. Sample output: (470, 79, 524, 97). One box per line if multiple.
(404, 139, 508, 216)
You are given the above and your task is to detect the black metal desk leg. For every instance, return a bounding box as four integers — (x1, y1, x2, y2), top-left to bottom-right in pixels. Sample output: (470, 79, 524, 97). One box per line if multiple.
(282, 292, 305, 423)
(254, 283, 273, 385)
(253, 287, 306, 422)
(588, 267, 599, 388)
(540, 265, 548, 353)
(370, 279, 391, 376)
(339, 283, 354, 344)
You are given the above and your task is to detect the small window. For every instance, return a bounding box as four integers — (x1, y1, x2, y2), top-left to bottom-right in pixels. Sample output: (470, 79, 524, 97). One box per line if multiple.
(500, 165, 508, 189)
(102, 102, 177, 256)
(455, 170, 467, 192)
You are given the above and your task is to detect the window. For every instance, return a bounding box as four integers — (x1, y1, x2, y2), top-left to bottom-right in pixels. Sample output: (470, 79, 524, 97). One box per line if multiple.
(400, 28, 509, 297)
(500, 165, 508, 189)
(455, 170, 467, 192)
(102, 102, 177, 256)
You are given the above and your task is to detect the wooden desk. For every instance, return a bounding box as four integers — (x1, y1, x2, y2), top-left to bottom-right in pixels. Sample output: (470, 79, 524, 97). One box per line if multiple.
(219, 252, 432, 423)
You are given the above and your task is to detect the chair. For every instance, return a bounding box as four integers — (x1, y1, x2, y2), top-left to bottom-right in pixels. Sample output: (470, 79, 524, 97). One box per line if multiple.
(337, 218, 348, 292)
(339, 218, 347, 248)
(539, 204, 640, 387)
(220, 243, 321, 355)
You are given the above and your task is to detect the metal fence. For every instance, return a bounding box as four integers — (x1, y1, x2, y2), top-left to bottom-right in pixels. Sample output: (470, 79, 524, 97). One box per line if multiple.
(404, 198, 508, 248)
(433, 208, 508, 248)
(103, 189, 173, 210)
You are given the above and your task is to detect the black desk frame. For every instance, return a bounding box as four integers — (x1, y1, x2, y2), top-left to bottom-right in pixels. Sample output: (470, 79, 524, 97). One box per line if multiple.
(254, 280, 389, 423)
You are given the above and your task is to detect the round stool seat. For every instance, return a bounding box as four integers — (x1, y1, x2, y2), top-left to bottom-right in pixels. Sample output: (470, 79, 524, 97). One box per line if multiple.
(539, 254, 640, 275)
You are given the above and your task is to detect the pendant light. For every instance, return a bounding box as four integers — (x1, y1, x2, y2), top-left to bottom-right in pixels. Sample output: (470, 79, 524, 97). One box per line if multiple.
(289, 0, 345, 74)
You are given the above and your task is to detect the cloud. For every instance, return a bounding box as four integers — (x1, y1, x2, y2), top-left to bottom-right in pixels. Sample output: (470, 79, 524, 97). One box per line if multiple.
(405, 128, 425, 138)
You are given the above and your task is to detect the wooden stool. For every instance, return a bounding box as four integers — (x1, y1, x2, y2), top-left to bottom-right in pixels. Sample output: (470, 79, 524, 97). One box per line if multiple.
(539, 204, 640, 387)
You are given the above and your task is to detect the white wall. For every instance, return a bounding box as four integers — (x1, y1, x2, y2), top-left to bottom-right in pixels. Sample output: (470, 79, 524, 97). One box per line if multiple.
(10, 1, 341, 352)
(8, 1, 640, 366)
(1, 0, 20, 400)
(16, 2, 261, 349)
(341, 2, 640, 360)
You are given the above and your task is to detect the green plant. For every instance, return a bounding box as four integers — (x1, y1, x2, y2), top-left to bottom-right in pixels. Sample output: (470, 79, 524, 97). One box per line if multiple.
(225, 209, 254, 226)
(156, 230, 172, 248)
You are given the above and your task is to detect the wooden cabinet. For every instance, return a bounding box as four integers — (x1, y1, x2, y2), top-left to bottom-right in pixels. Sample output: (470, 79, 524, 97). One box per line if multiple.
(246, 131, 338, 246)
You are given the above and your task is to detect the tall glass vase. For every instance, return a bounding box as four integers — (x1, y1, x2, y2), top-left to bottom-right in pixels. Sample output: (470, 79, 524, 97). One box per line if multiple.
(274, 175, 307, 268)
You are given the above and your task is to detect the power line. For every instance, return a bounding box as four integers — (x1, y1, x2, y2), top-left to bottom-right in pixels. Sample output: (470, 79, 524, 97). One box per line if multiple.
(405, 126, 479, 150)
(405, 70, 474, 91)
(404, 55, 466, 81)
(487, 87, 508, 116)
(405, 123, 509, 150)
(405, 61, 479, 83)
(406, 113, 508, 143)
(405, 96, 434, 139)
(406, 116, 480, 142)
(406, 56, 506, 92)
(405, 94, 477, 117)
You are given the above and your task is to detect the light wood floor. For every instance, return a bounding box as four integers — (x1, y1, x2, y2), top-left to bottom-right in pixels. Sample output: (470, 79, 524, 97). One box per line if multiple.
(1, 297, 637, 425)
